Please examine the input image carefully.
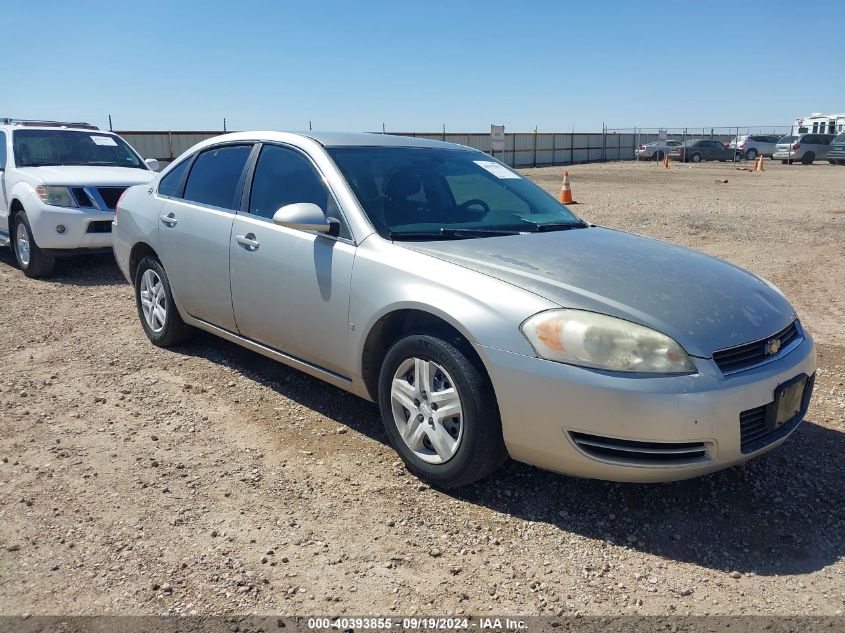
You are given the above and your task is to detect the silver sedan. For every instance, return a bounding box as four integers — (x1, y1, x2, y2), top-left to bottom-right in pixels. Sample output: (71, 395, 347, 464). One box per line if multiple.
(112, 132, 816, 488)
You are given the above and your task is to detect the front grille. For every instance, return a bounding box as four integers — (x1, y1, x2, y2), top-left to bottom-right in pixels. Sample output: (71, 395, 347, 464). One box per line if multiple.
(713, 320, 802, 374)
(97, 187, 127, 210)
(570, 432, 708, 465)
(86, 221, 112, 234)
(71, 187, 95, 208)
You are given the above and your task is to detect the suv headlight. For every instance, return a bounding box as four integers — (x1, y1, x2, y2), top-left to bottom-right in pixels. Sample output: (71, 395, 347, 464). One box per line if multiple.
(521, 309, 696, 374)
(36, 186, 77, 208)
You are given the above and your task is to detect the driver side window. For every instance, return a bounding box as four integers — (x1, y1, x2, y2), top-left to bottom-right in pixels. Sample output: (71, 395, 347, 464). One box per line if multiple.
(248, 144, 350, 238)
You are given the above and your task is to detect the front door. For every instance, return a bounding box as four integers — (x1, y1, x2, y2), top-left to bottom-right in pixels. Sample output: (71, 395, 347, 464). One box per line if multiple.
(156, 143, 253, 332)
(229, 143, 355, 377)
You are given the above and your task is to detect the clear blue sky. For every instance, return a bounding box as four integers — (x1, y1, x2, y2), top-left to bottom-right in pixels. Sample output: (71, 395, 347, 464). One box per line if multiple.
(3, 0, 842, 132)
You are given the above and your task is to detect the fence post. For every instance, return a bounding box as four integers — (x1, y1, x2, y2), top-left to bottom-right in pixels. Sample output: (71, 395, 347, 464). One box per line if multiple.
(533, 127, 538, 167)
(570, 128, 574, 165)
(552, 133, 557, 166)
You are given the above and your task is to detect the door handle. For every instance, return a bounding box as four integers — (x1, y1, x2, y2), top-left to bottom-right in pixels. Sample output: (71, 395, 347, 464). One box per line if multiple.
(160, 213, 177, 227)
(235, 233, 260, 251)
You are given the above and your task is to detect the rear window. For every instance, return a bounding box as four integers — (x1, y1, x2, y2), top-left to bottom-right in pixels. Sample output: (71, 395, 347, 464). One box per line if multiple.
(183, 145, 252, 210)
(833, 133, 845, 143)
(778, 136, 797, 143)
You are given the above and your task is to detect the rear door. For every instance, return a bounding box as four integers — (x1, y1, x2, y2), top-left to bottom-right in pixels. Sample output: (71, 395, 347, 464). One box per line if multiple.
(156, 143, 254, 332)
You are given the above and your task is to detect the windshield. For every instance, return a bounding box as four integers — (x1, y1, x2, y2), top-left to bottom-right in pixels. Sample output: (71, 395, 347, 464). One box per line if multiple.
(12, 129, 144, 168)
(834, 133, 845, 143)
(327, 147, 583, 239)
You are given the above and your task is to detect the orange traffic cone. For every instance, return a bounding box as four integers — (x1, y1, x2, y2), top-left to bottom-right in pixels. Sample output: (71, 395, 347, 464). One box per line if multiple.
(754, 155, 764, 172)
(663, 154, 670, 168)
(559, 170, 575, 204)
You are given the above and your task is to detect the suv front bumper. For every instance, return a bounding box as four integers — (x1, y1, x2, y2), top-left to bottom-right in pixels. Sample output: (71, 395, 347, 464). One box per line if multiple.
(30, 206, 115, 250)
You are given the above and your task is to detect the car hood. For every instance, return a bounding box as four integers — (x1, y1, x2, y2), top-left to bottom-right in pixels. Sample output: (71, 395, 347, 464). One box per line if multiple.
(397, 227, 795, 358)
(15, 166, 154, 186)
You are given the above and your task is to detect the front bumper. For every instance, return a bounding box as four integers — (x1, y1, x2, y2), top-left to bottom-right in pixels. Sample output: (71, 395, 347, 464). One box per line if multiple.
(31, 206, 115, 250)
(478, 336, 816, 482)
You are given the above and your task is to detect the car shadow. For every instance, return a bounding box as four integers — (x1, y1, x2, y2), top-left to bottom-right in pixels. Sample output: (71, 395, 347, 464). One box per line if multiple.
(177, 331, 844, 577)
(0, 249, 126, 286)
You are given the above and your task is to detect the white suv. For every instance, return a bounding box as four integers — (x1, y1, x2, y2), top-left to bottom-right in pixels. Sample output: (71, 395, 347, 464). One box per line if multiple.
(0, 119, 157, 277)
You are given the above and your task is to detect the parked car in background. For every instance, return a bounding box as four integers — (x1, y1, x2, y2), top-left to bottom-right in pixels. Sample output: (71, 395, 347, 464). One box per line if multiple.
(635, 140, 682, 161)
(668, 139, 738, 163)
(0, 119, 157, 277)
(824, 132, 845, 165)
(773, 133, 835, 165)
(727, 135, 781, 160)
(114, 131, 815, 488)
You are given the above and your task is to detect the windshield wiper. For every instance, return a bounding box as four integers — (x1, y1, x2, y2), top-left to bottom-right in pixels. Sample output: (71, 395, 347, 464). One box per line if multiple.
(522, 221, 589, 232)
(389, 227, 522, 241)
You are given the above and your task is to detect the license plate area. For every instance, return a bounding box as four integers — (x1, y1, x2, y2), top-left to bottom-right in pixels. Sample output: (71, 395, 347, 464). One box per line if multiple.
(768, 374, 808, 430)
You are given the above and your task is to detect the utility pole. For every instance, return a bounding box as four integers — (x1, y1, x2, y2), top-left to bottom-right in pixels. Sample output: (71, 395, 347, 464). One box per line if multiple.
(309, 120, 312, 131)
(223, 118, 227, 132)
(108, 114, 113, 131)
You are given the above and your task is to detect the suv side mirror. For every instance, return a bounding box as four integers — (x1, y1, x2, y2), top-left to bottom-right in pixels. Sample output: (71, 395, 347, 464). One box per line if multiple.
(144, 158, 160, 171)
(272, 203, 332, 233)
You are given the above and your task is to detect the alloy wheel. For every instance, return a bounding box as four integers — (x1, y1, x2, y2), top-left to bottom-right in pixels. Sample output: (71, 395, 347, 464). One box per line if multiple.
(390, 357, 464, 464)
(139, 269, 167, 333)
(16, 222, 31, 267)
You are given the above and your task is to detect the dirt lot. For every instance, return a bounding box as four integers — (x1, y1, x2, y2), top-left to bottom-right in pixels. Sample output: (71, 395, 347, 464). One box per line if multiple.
(1, 160, 843, 617)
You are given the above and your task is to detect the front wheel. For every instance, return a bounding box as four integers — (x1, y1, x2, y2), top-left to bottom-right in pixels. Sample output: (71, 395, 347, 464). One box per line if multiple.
(134, 255, 192, 347)
(378, 333, 507, 488)
(12, 212, 55, 278)
(690, 153, 702, 163)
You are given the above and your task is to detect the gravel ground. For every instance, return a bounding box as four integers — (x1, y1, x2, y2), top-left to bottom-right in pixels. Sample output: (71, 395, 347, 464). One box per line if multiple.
(0, 160, 843, 617)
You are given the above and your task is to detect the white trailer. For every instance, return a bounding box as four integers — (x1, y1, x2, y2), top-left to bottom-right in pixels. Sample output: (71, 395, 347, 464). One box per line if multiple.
(793, 113, 845, 135)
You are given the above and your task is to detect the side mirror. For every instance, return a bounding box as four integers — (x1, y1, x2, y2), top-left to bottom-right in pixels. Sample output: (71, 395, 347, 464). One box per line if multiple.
(272, 203, 331, 233)
(145, 158, 160, 171)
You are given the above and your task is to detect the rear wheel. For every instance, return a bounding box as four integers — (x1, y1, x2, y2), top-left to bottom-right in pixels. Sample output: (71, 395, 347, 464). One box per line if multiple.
(690, 153, 702, 163)
(782, 160, 788, 164)
(745, 148, 758, 160)
(12, 212, 55, 278)
(801, 152, 815, 165)
(134, 255, 192, 347)
(378, 333, 507, 488)
(655, 151, 664, 161)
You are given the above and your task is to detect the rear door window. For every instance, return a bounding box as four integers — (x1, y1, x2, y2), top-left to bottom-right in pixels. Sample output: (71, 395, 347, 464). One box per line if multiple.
(183, 145, 252, 210)
(0, 131, 6, 169)
(158, 159, 191, 198)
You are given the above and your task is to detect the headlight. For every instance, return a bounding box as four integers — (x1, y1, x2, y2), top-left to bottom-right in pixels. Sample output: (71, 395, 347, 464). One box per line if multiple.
(36, 186, 77, 208)
(521, 309, 696, 374)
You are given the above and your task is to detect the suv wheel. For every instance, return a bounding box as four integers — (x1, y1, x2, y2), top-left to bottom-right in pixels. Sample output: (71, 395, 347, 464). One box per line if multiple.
(134, 255, 192, 347)
(745, 148, 758, 160)
(378, 333, 507, 488)
(801, 152, 815, 165)
(12, 212, 55, 278)
(690, 153, 702, 163)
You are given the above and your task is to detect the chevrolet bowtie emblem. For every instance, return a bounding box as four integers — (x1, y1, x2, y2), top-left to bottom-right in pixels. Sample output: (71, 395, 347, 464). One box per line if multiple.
(764, 338, 781, 356)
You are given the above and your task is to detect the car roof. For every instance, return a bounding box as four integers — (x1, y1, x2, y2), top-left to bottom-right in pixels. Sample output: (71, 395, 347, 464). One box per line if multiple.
(202, 130, 466, 150)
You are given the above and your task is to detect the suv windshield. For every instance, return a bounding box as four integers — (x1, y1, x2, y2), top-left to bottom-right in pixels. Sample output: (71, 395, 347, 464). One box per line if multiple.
(328, 147, 583, 239)
(12, 129, 144, 168)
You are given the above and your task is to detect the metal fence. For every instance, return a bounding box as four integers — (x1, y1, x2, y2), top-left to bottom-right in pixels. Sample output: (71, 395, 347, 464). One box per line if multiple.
(118, 125, 798, 170)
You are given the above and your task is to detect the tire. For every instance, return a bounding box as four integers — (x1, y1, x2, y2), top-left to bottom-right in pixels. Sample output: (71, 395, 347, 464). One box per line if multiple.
(781, 160, 788, 164)
(829, 160, 836, 165)
(133, 255, 192, 347)
(690, 153, 702, 163)
(12, 211, 55, 278)
(745, 148, 758, 160)
(801, 152, 815, 165)
(378, 333, 507, 488)
(839, 160, 845, 166)
(655, 151, 664, 161)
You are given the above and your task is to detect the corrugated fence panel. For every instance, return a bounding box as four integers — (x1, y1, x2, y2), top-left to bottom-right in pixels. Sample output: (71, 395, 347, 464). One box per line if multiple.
(115, 129, 681, 168)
